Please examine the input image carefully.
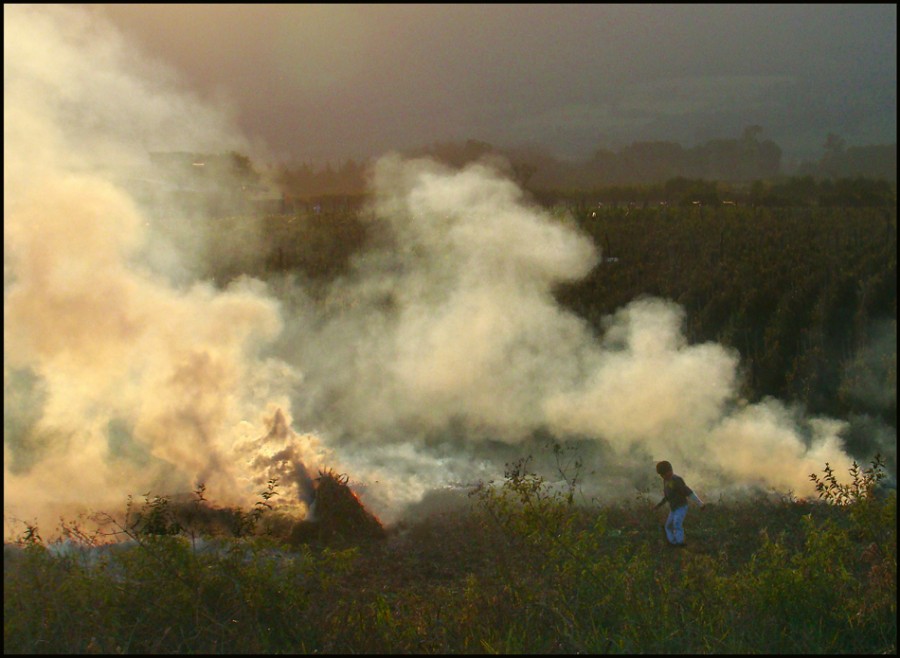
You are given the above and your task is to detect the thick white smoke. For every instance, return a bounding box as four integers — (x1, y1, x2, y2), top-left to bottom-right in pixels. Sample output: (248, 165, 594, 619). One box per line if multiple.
(5, 5, 858, 537)
(272, 156, 855, 514)
(4, 5, 328, 536)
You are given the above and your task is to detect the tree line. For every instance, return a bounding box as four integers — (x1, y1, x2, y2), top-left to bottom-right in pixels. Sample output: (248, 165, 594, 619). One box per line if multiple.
(532, 175, 896, 209)
(272, 129, 896, 201)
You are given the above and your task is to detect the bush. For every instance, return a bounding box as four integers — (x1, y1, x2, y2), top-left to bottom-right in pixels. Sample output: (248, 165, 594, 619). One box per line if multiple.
(4, 455, 896, 653)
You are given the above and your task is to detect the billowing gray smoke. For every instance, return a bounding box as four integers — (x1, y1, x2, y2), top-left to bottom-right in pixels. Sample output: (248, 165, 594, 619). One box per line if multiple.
(5, 5, 859, 537)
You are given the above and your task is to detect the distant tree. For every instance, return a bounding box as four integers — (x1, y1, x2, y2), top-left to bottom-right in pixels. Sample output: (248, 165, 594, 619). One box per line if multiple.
(811, 141, 898, 182)
(838, 144, 897, 182)
(760, 176, 819, 207)
(757, 140, 782, 177)
(664, 177, 719, 206)
(335, 159, 366, 195)
(618, 141, 686, 183)
(319, 162, 337, 195)
(228, 151, 260, 186)
(512, 162, 537, 188)
(414, 138, 495, 169)
(819, 177, 896, 208)
(695, 138, 744, 181)
(585, 147, 622, 186)
(749, 180, 767, 206)
(689, 127, 781, 181)
(819, 133, 847, 178)
(278, 162, 317, 198)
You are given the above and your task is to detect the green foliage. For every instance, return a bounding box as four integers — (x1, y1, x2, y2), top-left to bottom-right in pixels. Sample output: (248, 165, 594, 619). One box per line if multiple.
(5, 454, 896, 653)
(559, 205, 896, 426)
(748, 176, 896, 207)
(4, 483, 357, 653)
(810, 454, 889, 506)
(810, 455, 897, 573)
(663, 176, 721, 206)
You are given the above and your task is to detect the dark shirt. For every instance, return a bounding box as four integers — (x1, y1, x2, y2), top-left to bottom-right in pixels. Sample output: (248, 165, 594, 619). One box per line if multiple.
(661, 474, 693, 510)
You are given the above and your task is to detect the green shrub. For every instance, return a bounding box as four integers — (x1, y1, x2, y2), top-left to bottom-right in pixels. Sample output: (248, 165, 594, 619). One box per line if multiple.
(4, 454, 896, 653)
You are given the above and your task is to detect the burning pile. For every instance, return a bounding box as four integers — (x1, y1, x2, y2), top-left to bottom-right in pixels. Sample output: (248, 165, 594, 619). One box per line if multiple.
(289, 469, 385, 547)
(103, 466, 384, 548)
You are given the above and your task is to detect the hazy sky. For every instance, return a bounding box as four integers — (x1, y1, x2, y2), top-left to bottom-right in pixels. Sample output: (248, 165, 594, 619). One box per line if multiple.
(86, 4, 896, 165)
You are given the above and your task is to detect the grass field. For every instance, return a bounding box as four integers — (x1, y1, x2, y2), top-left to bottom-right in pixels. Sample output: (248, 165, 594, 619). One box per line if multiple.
(4, 457, 895, 653)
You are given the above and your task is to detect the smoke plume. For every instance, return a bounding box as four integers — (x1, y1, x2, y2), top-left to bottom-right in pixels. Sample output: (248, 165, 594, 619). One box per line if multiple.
(5, 5, 862, 538)
(4, 5, 327, 534)
(270, 155, 855, 514)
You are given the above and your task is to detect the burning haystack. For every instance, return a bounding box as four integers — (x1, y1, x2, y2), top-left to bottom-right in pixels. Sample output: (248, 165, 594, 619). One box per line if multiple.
(289, 469, 385, 547)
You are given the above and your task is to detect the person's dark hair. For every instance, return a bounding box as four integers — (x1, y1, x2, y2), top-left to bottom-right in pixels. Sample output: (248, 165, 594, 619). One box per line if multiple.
(656, 461, 673, 476)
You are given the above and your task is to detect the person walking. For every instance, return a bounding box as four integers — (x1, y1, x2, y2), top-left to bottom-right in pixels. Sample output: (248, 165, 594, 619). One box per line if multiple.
(653, 460, 704, 547)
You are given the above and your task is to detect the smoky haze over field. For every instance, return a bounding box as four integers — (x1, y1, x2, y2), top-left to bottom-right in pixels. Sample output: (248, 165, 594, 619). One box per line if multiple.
(89, 4, 897, 165)
(4, 5, 863, 537)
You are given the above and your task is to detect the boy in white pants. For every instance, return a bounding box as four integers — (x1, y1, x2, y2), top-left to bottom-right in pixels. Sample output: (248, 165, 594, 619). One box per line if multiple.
(653, 460, 704, 547)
